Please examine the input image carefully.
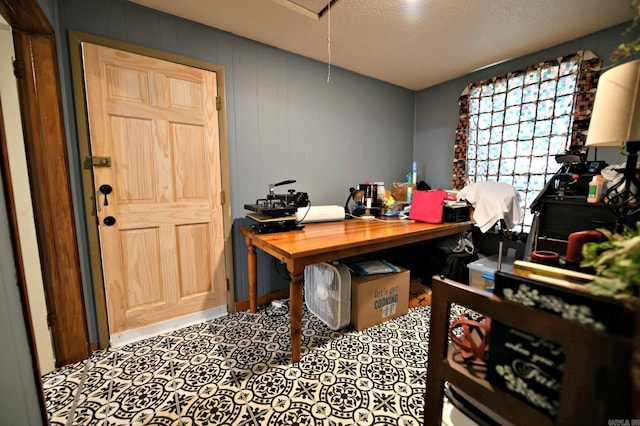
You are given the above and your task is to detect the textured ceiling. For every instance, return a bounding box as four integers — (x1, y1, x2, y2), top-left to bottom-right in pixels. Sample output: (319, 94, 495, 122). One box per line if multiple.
(128, 0, 636, 90)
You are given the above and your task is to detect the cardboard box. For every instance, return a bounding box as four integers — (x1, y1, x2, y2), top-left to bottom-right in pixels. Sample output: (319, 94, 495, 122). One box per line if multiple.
(350, 268, 410, 331)
(391, 182, 416, 202)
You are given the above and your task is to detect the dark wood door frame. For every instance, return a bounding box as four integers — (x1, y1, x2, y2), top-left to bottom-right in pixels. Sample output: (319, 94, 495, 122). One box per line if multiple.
(1, 0, 89, 367)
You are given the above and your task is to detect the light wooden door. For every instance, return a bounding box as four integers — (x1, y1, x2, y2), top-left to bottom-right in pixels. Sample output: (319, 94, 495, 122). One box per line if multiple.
(81, 43, 227, 338)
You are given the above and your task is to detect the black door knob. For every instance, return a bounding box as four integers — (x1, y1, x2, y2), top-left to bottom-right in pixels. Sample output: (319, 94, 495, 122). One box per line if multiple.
(99, 184, 112, 206)
(103, 216, 116, 226)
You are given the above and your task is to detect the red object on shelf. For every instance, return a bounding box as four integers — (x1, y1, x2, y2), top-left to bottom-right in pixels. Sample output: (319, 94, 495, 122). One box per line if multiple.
(530, 250, 560, 265)
(565, 230, 602, 264)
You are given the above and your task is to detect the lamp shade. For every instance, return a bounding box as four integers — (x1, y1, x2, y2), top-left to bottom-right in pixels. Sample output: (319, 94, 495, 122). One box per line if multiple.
(586, 59, 640, 148)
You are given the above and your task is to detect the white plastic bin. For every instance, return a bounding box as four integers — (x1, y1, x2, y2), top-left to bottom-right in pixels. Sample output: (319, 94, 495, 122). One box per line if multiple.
(467, 255, 514, 291)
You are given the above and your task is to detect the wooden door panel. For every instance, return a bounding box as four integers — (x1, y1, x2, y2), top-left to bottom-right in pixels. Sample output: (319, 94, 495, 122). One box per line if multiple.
(121, 227, 164, 309)
(167, 77, 203, 110)
(116, 204, 212, 225)
(110, 116, 156, 202)
(104, 64, 150, 103)
(82, 42, 227, 338)
(172, 123, 207, 199)
(177, 223, 212, 297)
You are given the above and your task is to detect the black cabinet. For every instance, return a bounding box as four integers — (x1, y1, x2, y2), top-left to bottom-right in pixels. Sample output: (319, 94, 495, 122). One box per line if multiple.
(536, 196, 622, 254)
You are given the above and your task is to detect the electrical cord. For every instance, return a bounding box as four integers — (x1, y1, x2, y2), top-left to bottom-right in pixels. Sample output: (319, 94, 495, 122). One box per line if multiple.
(261, 298, 290, 317)
(294, 200, 312, 226)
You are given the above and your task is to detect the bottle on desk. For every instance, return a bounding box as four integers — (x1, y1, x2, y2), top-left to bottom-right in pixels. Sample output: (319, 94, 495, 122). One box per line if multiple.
(587, 174, 603, 203)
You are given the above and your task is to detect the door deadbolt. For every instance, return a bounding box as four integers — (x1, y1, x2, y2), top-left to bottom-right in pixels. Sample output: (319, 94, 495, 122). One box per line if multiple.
(99, 184, 112, 206)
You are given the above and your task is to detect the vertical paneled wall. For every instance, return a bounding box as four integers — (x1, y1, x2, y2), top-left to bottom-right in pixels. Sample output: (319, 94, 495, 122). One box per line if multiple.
(50, 0, 636, 311)
(0, 125, 43, 423)
(53, 0, 415, 308)
(57, 0, 415, 219)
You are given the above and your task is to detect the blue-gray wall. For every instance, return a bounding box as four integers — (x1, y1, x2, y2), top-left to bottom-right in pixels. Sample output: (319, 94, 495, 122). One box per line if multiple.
(0, 131, 44, 425)
(44, 0, 636, 340)
(49, 0, 415, 339)
(415, 22, 635, 190)
(56, 0, 416, 219)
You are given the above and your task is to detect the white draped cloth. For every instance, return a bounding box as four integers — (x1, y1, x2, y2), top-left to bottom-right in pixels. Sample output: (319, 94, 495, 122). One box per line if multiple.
(457, 182, 523, 233)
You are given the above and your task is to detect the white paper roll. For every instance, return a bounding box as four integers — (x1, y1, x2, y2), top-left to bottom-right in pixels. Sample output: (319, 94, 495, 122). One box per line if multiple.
(296, 205, 346, 223)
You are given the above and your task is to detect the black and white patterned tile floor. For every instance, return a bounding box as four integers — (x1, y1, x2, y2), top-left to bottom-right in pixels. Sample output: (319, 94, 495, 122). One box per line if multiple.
(43, 303, 468, 425)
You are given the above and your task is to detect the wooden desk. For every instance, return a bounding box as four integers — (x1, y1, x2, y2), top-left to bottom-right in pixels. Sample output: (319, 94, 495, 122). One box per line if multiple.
(240, 218, 473, 363)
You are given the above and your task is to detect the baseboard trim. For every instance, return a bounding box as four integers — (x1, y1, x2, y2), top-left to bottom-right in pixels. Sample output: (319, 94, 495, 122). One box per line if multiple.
(110, 305, 227, 348)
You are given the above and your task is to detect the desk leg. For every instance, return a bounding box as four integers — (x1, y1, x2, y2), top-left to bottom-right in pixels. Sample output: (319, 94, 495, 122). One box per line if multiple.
(425, 279, 451, 425)
(245, 237, 257, 314)
(289, 269, 303, 363)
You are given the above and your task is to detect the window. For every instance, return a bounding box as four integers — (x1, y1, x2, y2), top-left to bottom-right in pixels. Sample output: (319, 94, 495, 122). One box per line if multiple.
(453, 51, 601, 233)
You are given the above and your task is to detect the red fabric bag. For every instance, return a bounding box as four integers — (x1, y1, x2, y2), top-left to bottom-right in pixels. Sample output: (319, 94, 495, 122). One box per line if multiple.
(408, 189, 447, 223)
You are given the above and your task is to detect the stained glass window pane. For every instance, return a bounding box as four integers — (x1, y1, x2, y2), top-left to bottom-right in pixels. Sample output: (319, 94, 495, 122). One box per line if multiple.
(534, 120, 552, 137)
(516, 139, 533, 156)
(488, 144, 502, 160)
(557, 75, 576, 96)
(505, 106, 521, 124)
(508, 75, 524, 88)
(502, 140, 517, 158)
(490, 128, 504, 143)
(528, 175, 547, 191)
(532, 137, 550, 156)
(539, 80, 557, 100)
(521, 103, 537, 121)
(479, 113, 492, 129)
(477, 144, 489, 160)
(550, 136, 568, 153)
(504, 124, 519, 140)
(525, 70, 540, 84)
(464, 56, 583, 233)
(514, 157, 531, 174)
(481, 84, 495, 96)
(537, 100, 554, 120)
(541, 65, 559, 80)
(518, 122, 535, 140)
(469, 98, 480, 114)
(523, 85, 539, 102)
(555, 95, 573, 116)
(488, 159, 500, 175)
(480, 97, 493, 113)
(478, 130, 491, 145)
(500, 158, 515, 174)
(506, 88, 522, 106)
(559, 60, 578, 75)
(493, 93, 506, 110)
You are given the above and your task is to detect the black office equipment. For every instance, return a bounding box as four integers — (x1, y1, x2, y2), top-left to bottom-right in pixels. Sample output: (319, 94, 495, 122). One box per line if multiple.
(244, 179, 309, 218)
(245, 179, 309, 233)
(443, 203, 471, 222)
(250, 220, 304, 234)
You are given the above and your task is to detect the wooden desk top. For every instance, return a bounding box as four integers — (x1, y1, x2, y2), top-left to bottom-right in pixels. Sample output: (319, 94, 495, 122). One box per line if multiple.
(240, 218, 474, 363)
(240, 218, 473, 268)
